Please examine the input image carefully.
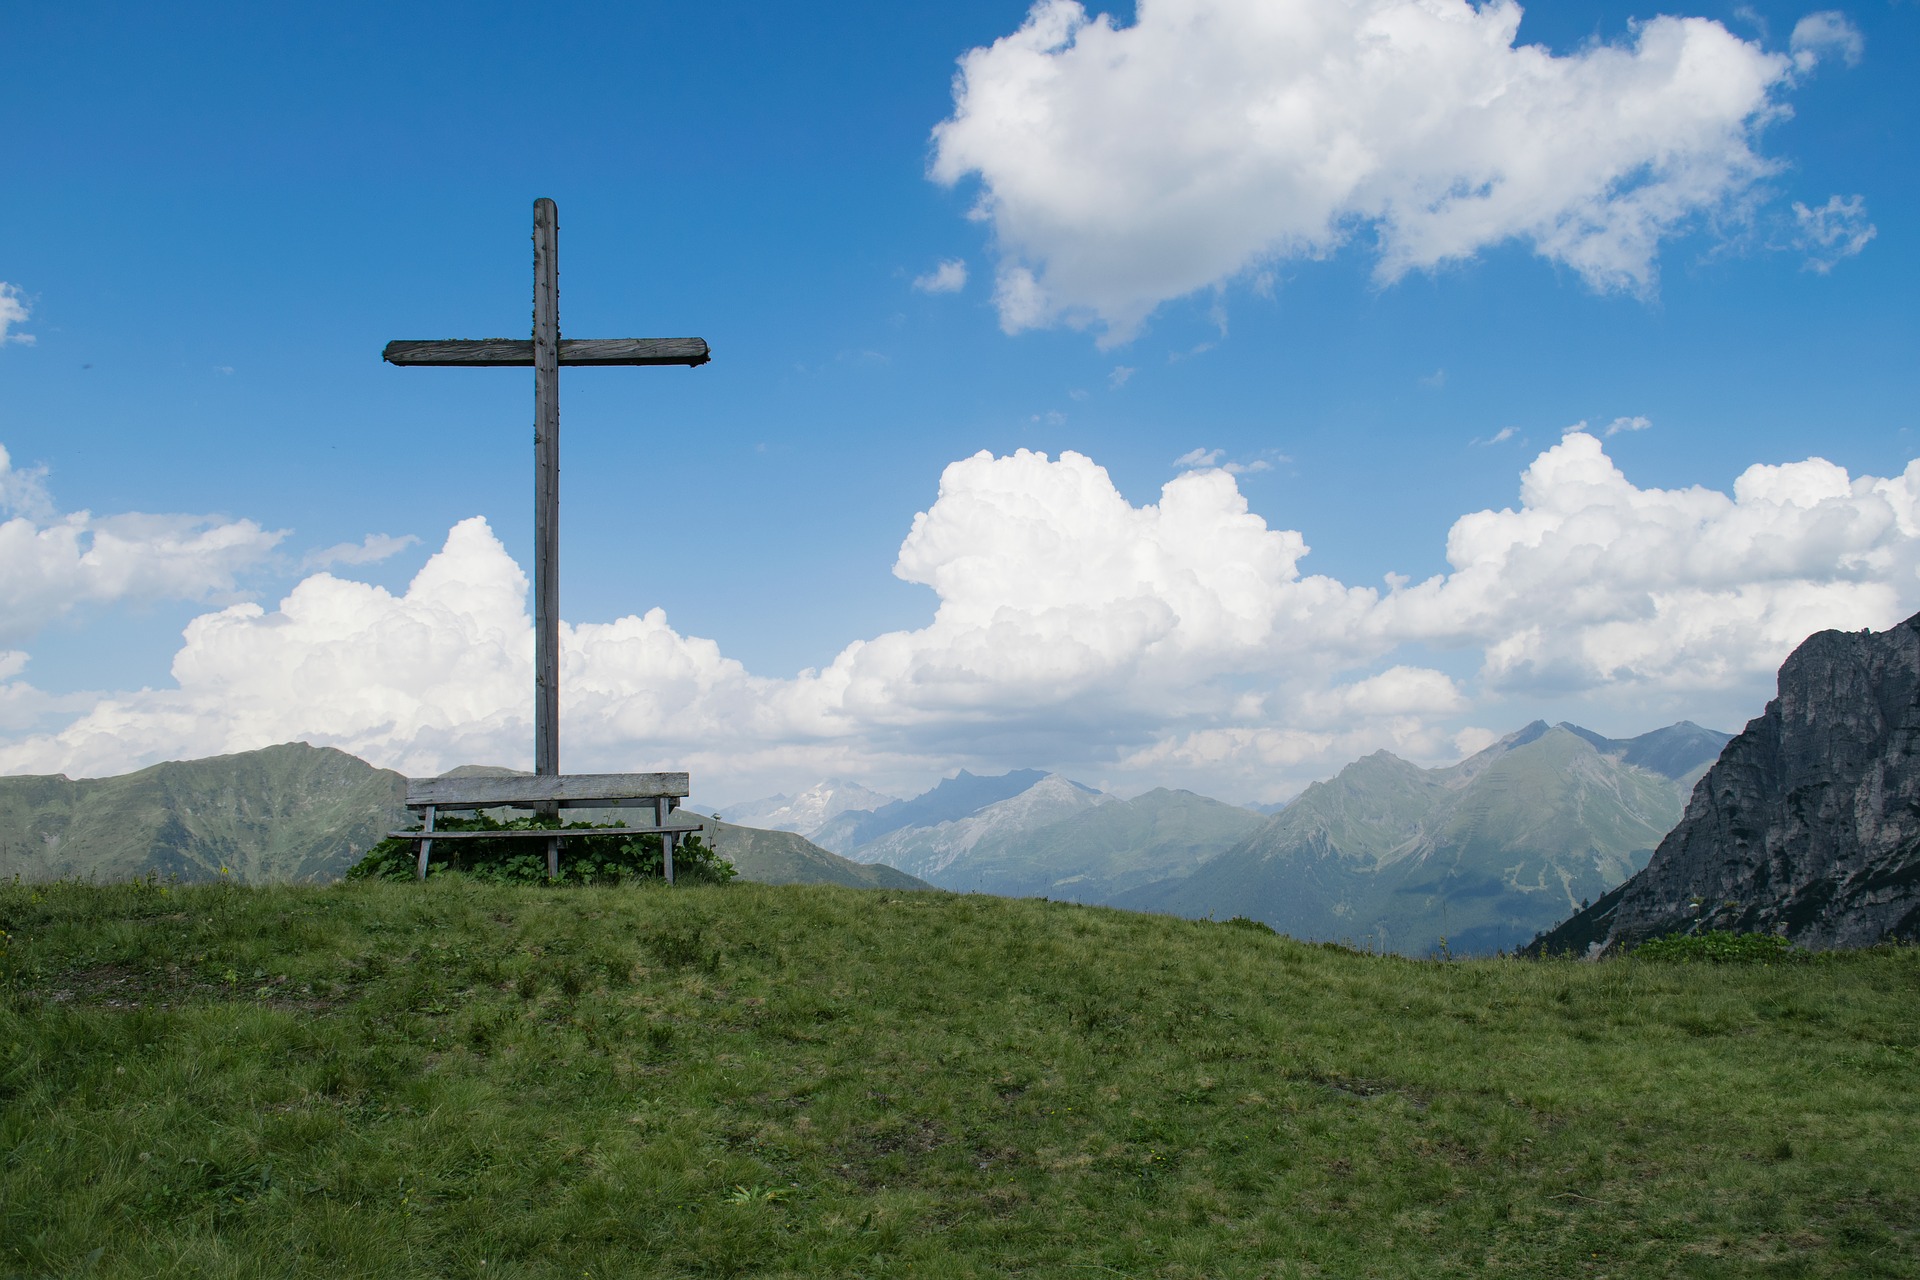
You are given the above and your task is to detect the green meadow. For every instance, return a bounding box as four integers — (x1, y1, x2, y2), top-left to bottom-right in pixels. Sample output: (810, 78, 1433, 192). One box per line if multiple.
(3, 877, 1916, 1278)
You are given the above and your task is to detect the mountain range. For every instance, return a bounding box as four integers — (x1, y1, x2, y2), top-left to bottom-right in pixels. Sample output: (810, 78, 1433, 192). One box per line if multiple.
(720, 719, 1727, 954)
(4, 716, 1736, 956)
(0, 748, 925, 892)
(1122, 721, 1728, 956)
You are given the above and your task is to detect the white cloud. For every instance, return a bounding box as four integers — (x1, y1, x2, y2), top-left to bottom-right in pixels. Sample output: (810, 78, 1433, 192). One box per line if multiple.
(1473, 426, 1520, 447)
(1108, 365, 1136, 389)
(1604, 415, 1652, 436)
(1376, 432, 1920, 698)
(913, 259, 970, 293)
(1793, 194, 1876, 273)
(0, 446, 53, 520)
(1175, 447, 1271, 476)
(930, 0, 1800, 341)
(300, 533, 420, 571)
(3, 435, 1915, 803)
(0, 444, 286, 645)
(0, 284, 33, 346)
(1789, 11, 1863, 73)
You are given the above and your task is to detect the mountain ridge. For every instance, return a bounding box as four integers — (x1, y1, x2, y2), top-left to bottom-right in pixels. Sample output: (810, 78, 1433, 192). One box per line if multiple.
(1121, 720, 1729, 955)
(1530, 614, 1920, 955)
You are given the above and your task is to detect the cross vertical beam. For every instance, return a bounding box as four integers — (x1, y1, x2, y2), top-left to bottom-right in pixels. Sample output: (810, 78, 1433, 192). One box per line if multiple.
(533, 198, 561, 780)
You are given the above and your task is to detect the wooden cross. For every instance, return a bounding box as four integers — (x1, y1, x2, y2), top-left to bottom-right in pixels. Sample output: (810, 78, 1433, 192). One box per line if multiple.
(383, 198, 709, 782)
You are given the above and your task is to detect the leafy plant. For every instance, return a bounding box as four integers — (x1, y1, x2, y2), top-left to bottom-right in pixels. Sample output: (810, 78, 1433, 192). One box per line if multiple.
(346, 812, 735, 885)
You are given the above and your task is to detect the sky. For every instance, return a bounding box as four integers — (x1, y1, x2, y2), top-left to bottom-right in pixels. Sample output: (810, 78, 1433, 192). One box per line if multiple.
(2, 0, 1916, 807)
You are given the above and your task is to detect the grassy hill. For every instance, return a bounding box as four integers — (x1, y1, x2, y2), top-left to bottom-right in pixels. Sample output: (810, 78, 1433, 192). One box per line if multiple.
(4, 877, 1915, 1277)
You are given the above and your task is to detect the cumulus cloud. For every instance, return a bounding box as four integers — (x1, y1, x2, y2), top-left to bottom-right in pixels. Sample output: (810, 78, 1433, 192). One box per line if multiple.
(1789, 11, 1863, 72)
(0, 284, 33, 346)
(300, 532, 420, 570)
(913, 259, 969, 293)
(1376, 432, 1920, 696)
(930, 0, 1801, 341)
(0, 444, 286, 644)
(3, 436, 1916, 802)
(1793, 194, 1876, 273)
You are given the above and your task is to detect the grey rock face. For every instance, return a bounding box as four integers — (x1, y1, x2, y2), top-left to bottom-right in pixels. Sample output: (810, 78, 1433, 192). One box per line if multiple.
(1532, 613, 1920, 955)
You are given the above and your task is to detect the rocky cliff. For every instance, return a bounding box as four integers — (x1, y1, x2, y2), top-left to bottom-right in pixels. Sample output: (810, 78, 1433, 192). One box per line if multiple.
(1531, 612, 1920, 955)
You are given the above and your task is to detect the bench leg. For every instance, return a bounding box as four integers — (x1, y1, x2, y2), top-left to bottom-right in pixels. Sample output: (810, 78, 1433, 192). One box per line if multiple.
(547, 835, 560, 881)
(417, 806, 436, 881)
(663, 832, 675, 885)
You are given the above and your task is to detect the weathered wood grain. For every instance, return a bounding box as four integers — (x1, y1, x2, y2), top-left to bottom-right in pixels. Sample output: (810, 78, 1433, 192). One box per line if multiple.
(382, 338, 709, 367)
(534, 197, 561, 784)
(387, 815, 708, 840)
(404, 772, 692, 808)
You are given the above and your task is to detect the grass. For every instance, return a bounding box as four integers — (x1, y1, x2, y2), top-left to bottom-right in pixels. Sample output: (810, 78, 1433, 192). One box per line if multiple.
(2, 877, 1917, 1278)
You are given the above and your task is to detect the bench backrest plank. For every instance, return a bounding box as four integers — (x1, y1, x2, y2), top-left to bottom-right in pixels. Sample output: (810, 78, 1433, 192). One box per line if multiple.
(406, 772, 690, 809)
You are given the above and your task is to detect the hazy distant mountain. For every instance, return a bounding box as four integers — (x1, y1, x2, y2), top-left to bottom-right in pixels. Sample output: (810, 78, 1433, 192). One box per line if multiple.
(1243, 800, 1291, 816)
(1121, 721, 1730, 956)
(801, 768, 1267, 904)
(850, 774, 1109, 882)
(811, 768, 1050, 854)
(714, 780, 899, 840)
(0, 743, 408, 884)
(931, 787, 1268, 902)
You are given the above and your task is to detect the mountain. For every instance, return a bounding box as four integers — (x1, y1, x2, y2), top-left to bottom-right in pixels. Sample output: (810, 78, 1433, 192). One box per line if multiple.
(928, 787, 1268, 901)
(711, 780, 899, 840)
(811, 768, 1049, 854)
(0, 746, 930, 892)
(807, 768, 1267, 903)
(1532, 615, 1920, 956)
(704, 821, 931, 891)
(0, 743, 408, 884)
(1121, 721, 1729, 956)
(848, 774, 1110, 883)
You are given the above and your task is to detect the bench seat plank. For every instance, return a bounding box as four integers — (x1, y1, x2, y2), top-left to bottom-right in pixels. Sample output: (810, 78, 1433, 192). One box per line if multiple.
(405, 772, 689, 809)
(387, 817, 708, 841)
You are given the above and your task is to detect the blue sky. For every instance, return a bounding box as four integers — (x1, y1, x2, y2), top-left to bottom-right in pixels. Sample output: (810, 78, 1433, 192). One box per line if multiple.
(2, 0, 1916, 804)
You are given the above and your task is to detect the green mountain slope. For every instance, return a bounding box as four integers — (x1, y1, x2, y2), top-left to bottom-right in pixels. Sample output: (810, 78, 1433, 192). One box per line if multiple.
(1125, 723, 1723, 955)
(931, 787, 1267, 901)
(0, 743, 408, 884)
(708, 821, 931, 890)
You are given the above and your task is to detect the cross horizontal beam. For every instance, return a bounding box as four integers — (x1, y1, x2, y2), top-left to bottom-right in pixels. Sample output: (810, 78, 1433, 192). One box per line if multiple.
(382, 337, 710, 367)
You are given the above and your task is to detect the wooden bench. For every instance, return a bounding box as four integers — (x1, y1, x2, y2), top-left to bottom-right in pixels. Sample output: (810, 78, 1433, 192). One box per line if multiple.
(387, 772, 705, 882)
